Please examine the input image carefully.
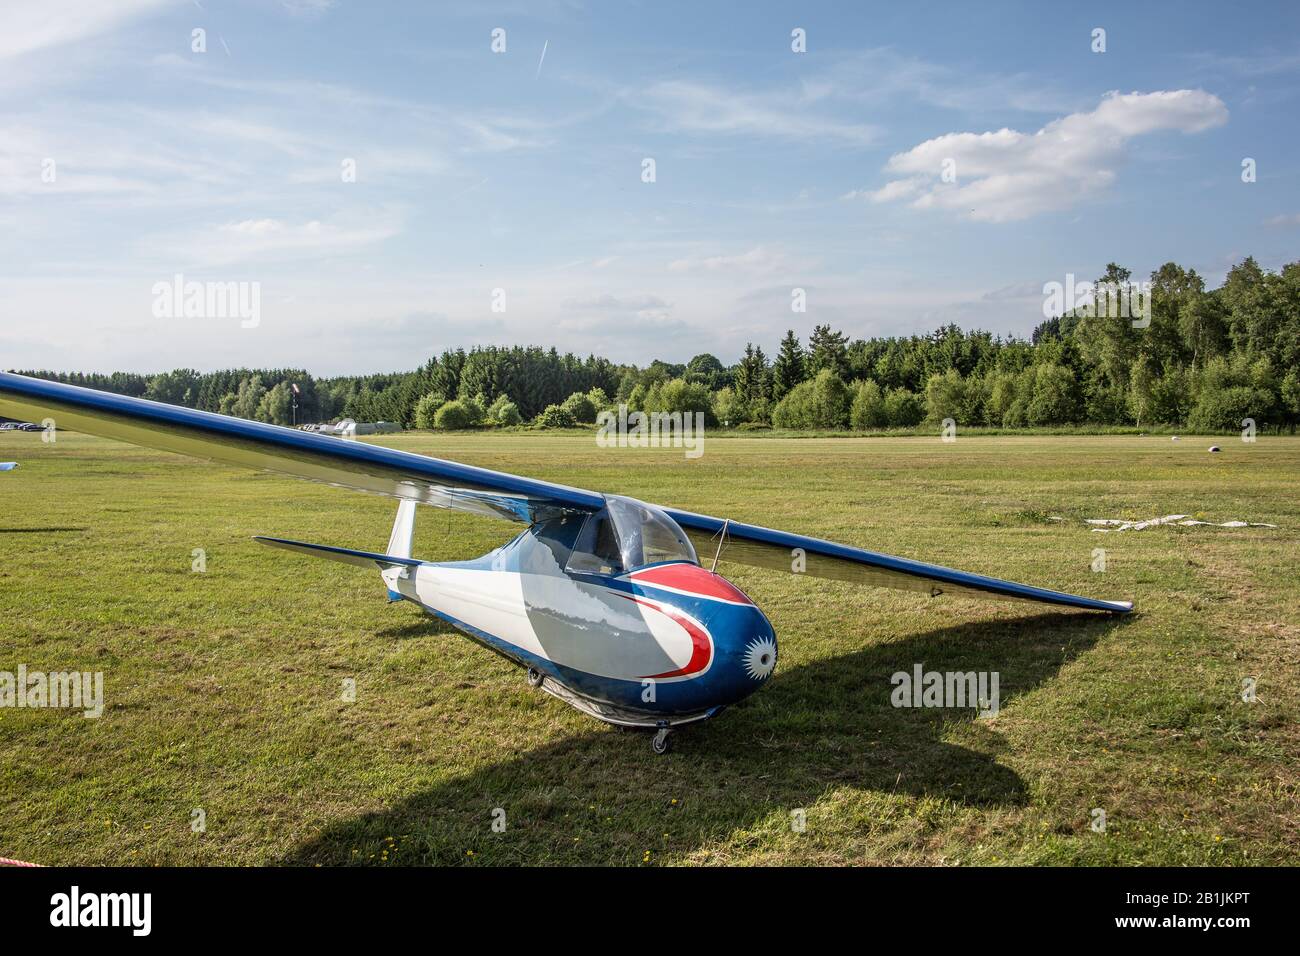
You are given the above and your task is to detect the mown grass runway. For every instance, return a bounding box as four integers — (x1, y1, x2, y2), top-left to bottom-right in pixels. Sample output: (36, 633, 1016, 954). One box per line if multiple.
(1, 430, 1296, 865)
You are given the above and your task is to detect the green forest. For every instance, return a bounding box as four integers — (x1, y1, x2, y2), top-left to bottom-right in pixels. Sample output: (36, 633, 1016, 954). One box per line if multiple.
(13, 257, 1300, 433)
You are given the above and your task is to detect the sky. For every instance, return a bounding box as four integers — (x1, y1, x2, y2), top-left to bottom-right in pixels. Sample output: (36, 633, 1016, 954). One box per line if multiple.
(1, 0, 1297, 375)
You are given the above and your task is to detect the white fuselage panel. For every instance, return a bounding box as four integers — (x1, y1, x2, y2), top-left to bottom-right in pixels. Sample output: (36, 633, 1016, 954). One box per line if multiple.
(391, 565, 701, 682)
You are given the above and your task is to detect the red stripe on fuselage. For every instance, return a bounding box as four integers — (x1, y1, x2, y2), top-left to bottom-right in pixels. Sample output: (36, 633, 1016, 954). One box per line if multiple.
(627, 563, 755, 606)
(619, 595, 713, 679)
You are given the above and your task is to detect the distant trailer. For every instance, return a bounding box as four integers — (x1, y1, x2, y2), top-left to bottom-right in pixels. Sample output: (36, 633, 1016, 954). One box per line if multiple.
(302, 419, 401, 437)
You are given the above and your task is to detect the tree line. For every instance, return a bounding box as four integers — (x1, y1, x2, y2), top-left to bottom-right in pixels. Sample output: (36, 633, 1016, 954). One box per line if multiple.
(12, 257, 1298, 434)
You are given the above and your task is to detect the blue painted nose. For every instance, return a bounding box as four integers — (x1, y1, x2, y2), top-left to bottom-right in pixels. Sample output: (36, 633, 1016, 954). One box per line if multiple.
(697, 582, 778, 706)
(622, 563, 778, 711)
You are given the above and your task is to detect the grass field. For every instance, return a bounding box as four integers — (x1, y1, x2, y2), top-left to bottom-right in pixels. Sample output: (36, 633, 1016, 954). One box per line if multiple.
(1, 430, 1296, 866)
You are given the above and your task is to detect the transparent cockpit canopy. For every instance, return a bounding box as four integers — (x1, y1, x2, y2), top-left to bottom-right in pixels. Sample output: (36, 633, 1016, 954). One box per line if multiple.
(565, 508, 625, 575)
(564, 495, 699, 576)
(605, 495, 698, 570)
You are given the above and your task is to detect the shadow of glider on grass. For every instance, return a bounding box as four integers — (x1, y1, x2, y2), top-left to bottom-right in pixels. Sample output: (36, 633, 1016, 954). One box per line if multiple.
(0, 372, 1132, 753)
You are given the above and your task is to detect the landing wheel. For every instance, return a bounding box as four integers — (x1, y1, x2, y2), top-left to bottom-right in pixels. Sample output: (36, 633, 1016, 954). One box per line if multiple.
(651, 727, 672, 755)
(526, 667, 544, 688)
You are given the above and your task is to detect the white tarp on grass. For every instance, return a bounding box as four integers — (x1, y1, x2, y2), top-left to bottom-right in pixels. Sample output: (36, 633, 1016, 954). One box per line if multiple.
(1083, 514, 1279, 533)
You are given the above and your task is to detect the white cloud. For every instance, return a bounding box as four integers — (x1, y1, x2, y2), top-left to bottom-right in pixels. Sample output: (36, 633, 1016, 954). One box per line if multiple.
(819, 47, 1080, 115)
(666, 246, 795, 274)
(561, 293, 671, 312)
(855, 90, 1229, 222)
(636, 80, 878, 145)
(980, 280, 1045, 302)
(0, 115, 204, 197)
(280, 0, 338, 18)
(173, 67, 552, 154)
(1265, 212, 1300, 227)
(145, 213, 402, 268)
(1188, 50, 1300, 78)
(851, 178, 924, 204)
(626, 48, 1080, 153)
(0, 0, 170, 61)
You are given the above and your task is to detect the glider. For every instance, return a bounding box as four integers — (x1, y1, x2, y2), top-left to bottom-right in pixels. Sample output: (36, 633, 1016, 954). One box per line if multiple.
(0, 372, 1131, 753)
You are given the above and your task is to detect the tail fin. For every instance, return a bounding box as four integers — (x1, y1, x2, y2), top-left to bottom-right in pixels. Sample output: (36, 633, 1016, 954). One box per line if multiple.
(386, 499, 416, 559)
(382, 500, 418, 601)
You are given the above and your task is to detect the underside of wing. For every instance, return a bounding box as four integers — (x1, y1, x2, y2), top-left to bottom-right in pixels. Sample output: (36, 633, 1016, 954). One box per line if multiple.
(0, 372, 600, 524)
(667, 510, 1133, 614)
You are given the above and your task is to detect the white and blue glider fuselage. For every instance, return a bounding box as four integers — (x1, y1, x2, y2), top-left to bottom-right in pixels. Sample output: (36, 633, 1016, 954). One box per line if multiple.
(392, 545, 776, 723)
(260, 503, 777, 725)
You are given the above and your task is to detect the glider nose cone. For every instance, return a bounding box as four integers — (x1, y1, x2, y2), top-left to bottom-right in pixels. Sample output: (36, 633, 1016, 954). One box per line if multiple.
(681, 569, 777, 689)
(740, 627, 778, 682)
(692, 571, 777, 700)
(624, 562, 777, 705)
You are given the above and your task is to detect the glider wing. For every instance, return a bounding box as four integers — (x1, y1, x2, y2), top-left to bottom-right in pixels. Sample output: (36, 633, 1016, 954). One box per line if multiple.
(665, 509, 1132, 613)
(0, 372, 599, 523)
(0, 372, 1132, 613)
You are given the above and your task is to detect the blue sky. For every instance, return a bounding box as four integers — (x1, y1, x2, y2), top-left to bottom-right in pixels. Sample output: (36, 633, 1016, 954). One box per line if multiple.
(2, 0, 1297, 374)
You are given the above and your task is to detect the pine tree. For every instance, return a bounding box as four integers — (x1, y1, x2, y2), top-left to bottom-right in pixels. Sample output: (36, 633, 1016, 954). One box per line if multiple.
(772, 330, 805, 399)
(807, 324, 849, 378)
(752, 346, 770, 403)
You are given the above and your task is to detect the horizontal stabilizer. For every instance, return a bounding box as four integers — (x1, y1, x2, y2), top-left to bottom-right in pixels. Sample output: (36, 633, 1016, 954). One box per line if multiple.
(254, 535, 424, 571)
